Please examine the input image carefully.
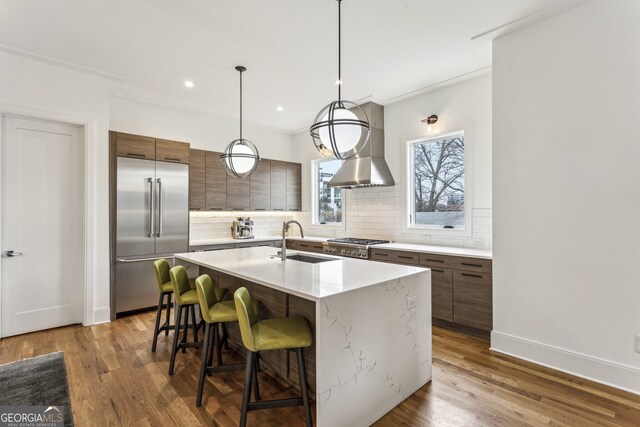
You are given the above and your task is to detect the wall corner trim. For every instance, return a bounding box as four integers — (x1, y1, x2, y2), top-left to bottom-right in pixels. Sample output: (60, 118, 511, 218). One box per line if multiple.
(91, 307, 111, 325)
(491, 331, 640, 396)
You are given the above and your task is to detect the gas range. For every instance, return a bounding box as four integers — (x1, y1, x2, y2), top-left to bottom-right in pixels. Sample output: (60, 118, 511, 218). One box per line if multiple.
(322, 237, 391, 259)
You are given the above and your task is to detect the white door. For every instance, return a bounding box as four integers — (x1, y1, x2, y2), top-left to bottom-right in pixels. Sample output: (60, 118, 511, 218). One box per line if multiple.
(1, 116, 84, 337)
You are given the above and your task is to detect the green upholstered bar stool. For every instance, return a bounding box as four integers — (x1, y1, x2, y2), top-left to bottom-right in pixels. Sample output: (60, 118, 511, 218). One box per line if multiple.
(168, 265, 205, 375)
(194, 275, 260, 407)
(152, 259, 227, 353)
(234, 287, 313, 427)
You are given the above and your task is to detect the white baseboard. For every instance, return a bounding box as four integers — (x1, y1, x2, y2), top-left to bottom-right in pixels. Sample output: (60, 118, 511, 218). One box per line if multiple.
(491, 331, 640, 396)
(92, 307, 111, 325)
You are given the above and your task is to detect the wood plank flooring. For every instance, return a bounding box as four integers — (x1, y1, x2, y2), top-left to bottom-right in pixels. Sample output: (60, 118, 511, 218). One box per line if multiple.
(0, 311, 638, 426)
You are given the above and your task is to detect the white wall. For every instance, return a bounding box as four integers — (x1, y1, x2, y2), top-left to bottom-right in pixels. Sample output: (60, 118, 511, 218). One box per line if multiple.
(492, 0, 640, 393)
(294, 74, 493, 248)
(0, 51, 115, 324)
(110, 97, 296, 161)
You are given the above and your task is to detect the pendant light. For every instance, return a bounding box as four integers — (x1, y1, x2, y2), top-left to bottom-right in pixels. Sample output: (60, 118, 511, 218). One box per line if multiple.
(310, 0, 370, 160)
(221, 66, 260, 178)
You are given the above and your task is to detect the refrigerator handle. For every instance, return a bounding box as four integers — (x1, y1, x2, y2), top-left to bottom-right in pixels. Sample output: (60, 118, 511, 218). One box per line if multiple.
(157, 177, 163, 237)
(148, 177, 155, 238)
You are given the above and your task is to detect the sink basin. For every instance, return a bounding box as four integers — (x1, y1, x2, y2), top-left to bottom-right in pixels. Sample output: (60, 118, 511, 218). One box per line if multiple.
(285, 254, 334, 264)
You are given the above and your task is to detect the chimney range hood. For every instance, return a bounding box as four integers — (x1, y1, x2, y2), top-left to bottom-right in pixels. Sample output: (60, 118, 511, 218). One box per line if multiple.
(329, 102, 395, 188)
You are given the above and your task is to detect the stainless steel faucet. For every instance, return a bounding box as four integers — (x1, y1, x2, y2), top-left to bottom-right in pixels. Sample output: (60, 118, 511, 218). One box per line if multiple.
(278, 220, 304, 260)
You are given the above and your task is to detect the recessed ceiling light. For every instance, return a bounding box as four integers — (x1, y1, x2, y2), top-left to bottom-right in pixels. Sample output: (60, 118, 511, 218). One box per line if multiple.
(184, 80, 194, 88)
(276, 106, 283, 112)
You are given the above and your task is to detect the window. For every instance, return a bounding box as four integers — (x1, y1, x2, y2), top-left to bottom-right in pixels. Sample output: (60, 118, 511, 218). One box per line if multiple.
(408, 131, 465, 229)
(312, 159, 344, 225)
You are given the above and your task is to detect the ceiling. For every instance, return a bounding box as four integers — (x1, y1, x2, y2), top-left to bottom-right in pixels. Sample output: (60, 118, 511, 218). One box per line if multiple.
(0, 0, 570, 131)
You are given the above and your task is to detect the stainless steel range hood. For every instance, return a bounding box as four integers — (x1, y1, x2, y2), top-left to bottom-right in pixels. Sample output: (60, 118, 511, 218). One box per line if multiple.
(329, 102, 395, 188)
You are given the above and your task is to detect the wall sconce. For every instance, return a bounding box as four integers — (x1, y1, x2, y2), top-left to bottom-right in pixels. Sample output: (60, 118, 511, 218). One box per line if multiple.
(421, 114, 438, 131)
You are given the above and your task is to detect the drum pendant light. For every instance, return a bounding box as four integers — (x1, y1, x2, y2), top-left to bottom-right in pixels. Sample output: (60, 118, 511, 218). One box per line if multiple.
(310, 0, 370, 160)
(221, 66, 260, 178)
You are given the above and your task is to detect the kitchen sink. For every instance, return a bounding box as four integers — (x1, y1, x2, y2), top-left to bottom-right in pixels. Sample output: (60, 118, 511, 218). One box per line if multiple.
(285, 254, 334, 264)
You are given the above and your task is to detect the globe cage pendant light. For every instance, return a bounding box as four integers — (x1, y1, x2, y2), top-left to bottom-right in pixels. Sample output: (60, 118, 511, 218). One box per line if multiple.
(220, 66, 261, 178)
(310, 0, 370, 160)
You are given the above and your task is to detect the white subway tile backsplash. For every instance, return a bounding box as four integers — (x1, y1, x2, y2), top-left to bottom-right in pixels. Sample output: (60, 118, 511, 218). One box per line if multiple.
(189, 212, 294, 241)
(294, 182, 492, 249)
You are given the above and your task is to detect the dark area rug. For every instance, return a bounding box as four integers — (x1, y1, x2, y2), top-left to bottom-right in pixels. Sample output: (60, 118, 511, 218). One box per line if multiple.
(0, 351, 74, 426)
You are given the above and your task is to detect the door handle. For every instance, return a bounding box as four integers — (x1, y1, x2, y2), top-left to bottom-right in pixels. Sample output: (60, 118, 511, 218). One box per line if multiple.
(3, 250, 23, 257)
(148, 177, 155, 238)
(156, 178, 163, 237)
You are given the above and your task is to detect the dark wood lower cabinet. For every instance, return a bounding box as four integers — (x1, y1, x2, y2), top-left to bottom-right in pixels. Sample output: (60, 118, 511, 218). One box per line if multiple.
(452, 270, 492, 331)
(430, 268, 453, 322)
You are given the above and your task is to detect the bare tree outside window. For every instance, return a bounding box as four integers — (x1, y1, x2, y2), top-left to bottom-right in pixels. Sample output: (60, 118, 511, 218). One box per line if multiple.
(412, 132, 465, 228)
(316, 159, 343, 224)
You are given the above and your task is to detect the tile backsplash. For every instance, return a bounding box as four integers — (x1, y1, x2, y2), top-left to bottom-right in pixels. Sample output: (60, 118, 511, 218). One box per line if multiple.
(189, 211, 294, 241)
(294, 183, 492, 249)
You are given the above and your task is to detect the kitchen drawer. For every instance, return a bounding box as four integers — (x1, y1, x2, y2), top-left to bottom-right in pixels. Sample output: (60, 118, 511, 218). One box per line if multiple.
(453, 271, 492, 331)
(430, 267, 453, 322)
(452, 256, 492, 274)
(419, 253, 457, 270)
(295, 241, 324, 253)
(370, 248, 419, 265)
(156, 138, 190, 164)
(115, 132, 156, 160)
(285, 240, 298, 250)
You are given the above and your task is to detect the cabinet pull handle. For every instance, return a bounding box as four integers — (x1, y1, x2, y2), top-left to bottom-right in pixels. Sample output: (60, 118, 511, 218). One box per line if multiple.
(461, 272, 483, 278)
(374, 252, 388, 257)
(128, 153, 146, 158)
(426, 258, 444, 263)
(273, 208, 284, 211)
(254, 208, 266, 211)
(398, 255, 414, 260)
(431, 268, 445, 273)
(209, 208, 223, 211)
(164, 157, 181, 162)
(461, 262, 482, 268)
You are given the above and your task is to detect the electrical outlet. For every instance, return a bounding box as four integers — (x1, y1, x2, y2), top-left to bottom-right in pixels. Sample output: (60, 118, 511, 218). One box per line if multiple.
(635, 335, 640, 353)
(421, 235, 431, 244)
(407, 296, 417, 310)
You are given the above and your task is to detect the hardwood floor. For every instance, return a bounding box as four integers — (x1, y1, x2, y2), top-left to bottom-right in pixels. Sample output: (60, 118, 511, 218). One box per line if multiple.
(0, 311, 638, 426)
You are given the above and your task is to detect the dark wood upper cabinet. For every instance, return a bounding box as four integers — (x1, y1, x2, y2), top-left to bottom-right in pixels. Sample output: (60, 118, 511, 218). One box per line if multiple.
(227, 175, 250, 210)
(250, 159, 271, 210)
(115, 132, 156, 160)
(205, 151, 227, 210)
(270, 160, 287, 211)
(156, 138, 189, 164)
(286, 162, 301, 211)
(189, 149, 206, 210)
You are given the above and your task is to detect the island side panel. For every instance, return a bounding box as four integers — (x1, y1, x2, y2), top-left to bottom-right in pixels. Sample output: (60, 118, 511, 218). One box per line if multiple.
(288, 294, 317, 396)
(315, 271, 432, 427)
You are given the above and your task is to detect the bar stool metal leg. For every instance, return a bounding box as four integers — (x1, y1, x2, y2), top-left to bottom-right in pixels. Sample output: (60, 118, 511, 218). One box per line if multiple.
(164, 293, 171, 336)
(151, 291, 165, 352)
(297, 348, 313, 427)
(168, 304, 184, 375)
(196, 322, 211, 407)
(190, 304, 198, 342)
(240, 350, 256, 427)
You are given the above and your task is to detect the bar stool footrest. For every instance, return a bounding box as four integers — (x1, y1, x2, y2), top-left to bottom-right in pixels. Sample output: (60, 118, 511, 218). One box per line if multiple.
(247, 397, 304, 411)
(206, 363, 245, 373)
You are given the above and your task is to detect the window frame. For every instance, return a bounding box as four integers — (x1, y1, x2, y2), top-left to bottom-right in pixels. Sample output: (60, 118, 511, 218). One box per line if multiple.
(310, 158, 346, 229)
(405, 130, 472, 236)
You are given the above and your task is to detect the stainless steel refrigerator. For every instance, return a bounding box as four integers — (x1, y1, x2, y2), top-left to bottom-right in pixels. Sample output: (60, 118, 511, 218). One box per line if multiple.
(115, 157, 188, 314)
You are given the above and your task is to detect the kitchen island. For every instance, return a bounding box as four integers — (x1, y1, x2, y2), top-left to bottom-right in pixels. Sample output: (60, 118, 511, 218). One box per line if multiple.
(175, 246, 432, 427)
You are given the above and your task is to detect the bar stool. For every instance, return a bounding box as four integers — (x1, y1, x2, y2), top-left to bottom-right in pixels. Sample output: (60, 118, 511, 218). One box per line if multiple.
(234, 287, 313, 427)
(151, 259, 228, 352)
(194, 275, 260, 407)
(168, 265, 204, 375)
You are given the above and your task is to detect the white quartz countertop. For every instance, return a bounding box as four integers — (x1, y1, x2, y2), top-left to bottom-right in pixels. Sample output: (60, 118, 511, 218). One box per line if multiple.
(375, 243, 492, 259)
(286, 237, 492, 259)
(189, 236, 281, 246)
(174, 246, 427, 301)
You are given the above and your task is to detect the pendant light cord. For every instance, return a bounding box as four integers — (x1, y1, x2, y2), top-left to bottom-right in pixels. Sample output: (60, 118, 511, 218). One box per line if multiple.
(239, 69, 243, 140)
(337, 0, 342, 101)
